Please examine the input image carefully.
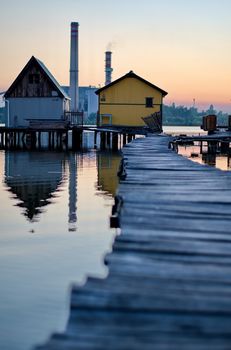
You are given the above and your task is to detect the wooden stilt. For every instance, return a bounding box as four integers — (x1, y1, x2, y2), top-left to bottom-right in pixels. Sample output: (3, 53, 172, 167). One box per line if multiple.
(72, 128, 82, 150)
(100, 132, 106, 150)
(127, 134, 132, 143)
(220, 141, 229, 154)
(123, 134, 127, 146)
(112, 132, 118, 150)
(106, 132, 111, 148)
(94, 131, 98, 148)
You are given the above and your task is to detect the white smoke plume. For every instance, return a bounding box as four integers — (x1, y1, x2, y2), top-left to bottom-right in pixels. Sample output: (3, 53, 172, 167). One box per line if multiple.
(106, 41, 116, 51)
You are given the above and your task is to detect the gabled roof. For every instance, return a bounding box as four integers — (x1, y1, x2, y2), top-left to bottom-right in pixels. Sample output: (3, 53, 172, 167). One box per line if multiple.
(4, 56, 70, 99)
(36, 58, 70, 99)
(95, 71, 168, 96)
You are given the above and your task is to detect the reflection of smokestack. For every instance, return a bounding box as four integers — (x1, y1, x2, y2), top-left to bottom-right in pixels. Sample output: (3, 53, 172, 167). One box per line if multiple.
(68, 154, 77, 232)
(69, 22, 79, 112)
(105, 51, 113, 86)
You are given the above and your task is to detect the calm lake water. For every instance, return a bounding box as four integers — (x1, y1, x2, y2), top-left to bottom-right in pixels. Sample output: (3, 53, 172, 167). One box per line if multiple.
(0, 148, 120, 350)
(163, 125, 206, 135)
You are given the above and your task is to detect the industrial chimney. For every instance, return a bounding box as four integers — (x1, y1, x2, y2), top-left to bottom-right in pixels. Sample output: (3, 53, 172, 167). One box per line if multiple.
(105, 51, 113, 86)
(69, 22, 79, 112)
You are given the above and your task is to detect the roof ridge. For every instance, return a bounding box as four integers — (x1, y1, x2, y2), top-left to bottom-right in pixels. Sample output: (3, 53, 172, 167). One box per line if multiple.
(4, 56, 70, 99)
(95, 71, 168, 96)
(34, 57, 70, 99)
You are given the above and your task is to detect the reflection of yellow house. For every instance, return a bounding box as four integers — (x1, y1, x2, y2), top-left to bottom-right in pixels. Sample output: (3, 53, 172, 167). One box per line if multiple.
(95, 71, 168, 127)
(97, 152, 121, 197)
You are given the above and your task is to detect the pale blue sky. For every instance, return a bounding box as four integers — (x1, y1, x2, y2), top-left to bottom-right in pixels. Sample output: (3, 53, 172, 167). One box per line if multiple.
(1, 0, 231, 111)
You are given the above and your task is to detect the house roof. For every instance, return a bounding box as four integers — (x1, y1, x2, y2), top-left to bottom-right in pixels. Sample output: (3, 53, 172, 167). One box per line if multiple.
(4, 56, 70, 99)
(95, 71, 168, 96)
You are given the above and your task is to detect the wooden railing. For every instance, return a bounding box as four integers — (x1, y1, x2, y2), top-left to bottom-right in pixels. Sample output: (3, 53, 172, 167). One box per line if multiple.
(63, 111, 84, 126)
(142, 112, 162, 133)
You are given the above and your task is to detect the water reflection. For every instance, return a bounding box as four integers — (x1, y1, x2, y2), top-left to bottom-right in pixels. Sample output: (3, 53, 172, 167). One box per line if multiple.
(202, 153, 216, 167)
(3, 150, 121, 227)
(97, 151, 121, 197)
(5, 151, 66, 222)
(68, 153, 77, 232)
(178, 144, 231, 171)
(4, 152, 90, 232)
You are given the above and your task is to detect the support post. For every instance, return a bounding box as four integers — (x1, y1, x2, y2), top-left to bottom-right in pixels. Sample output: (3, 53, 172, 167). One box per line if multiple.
(94, 131, 98, 148)
(50, 131, 54, 149)
(72, 128, 82, 150)
(5, 132, 9, 149)
(106, 132, 111, 148)
(100, 131, 106, 150)
(13, 131, 17, 148)
(200, 141, 203, 154)
(30, 131, 37, 149)
(123, 134, 127, 146)
(207, 141, 217, 154)
(127, 134, 132, 143)
(220, 141, 229, 154)
(112, 132, 118, 150)
(65, 131, 69, 150)
(38, 132, 41, 149)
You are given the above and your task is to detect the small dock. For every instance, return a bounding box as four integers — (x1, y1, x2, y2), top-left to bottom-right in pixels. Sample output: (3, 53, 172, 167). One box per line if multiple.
(170, 131, 231, 155)
(37, 134, 231, 349)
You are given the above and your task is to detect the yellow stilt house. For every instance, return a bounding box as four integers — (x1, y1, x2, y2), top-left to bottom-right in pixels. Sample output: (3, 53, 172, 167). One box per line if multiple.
(95, 71, 168, 128)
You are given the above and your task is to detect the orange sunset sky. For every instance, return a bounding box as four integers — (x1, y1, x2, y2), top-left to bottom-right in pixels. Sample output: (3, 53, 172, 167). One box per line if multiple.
(1, 0, 231, 112)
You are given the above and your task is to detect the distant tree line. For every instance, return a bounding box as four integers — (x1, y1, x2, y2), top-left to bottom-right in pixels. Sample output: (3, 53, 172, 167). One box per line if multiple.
(163, 104, 229, 126)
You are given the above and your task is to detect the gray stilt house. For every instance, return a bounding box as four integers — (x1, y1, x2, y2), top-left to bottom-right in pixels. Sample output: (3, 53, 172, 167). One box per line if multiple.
(4, 56, 70, 127)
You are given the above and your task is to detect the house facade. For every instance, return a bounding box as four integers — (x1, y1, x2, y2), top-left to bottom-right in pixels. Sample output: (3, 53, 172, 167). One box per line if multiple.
(95, 71, 168, 128)
(4, 56, 70, 127)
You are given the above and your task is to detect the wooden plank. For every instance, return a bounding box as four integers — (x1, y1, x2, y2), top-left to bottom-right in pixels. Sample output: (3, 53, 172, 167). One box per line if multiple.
(36, 333, 231, 350)
(70, 280, 231, 314)
(106, 252, 231, 284)
(74, 275, 231, 297)
(117, 228, 231, 243)
(113, 238, 231, 257)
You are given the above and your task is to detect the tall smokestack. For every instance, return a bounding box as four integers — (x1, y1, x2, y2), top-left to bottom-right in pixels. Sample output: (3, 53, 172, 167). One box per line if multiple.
(105, 51, 113, 86)
(69, 22, 79, 112)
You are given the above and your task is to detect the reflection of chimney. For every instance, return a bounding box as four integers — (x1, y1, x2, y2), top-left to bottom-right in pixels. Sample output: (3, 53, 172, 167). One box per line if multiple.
(69, 22, 79, 112)
(105, 51, 113, 86)
(68, 154, 77, 232)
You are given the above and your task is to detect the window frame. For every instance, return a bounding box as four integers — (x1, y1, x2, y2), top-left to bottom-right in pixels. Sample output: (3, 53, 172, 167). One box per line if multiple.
(145, 97, 153, 108)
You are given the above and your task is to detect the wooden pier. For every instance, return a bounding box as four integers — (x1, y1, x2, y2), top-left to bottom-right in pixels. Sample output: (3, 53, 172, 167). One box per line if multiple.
(37, 134, 231, 349)
(0, 125, 140, 151)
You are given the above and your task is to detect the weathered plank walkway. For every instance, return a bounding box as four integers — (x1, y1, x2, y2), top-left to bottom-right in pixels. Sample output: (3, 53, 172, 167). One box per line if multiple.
(37, 134, 231, 349)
